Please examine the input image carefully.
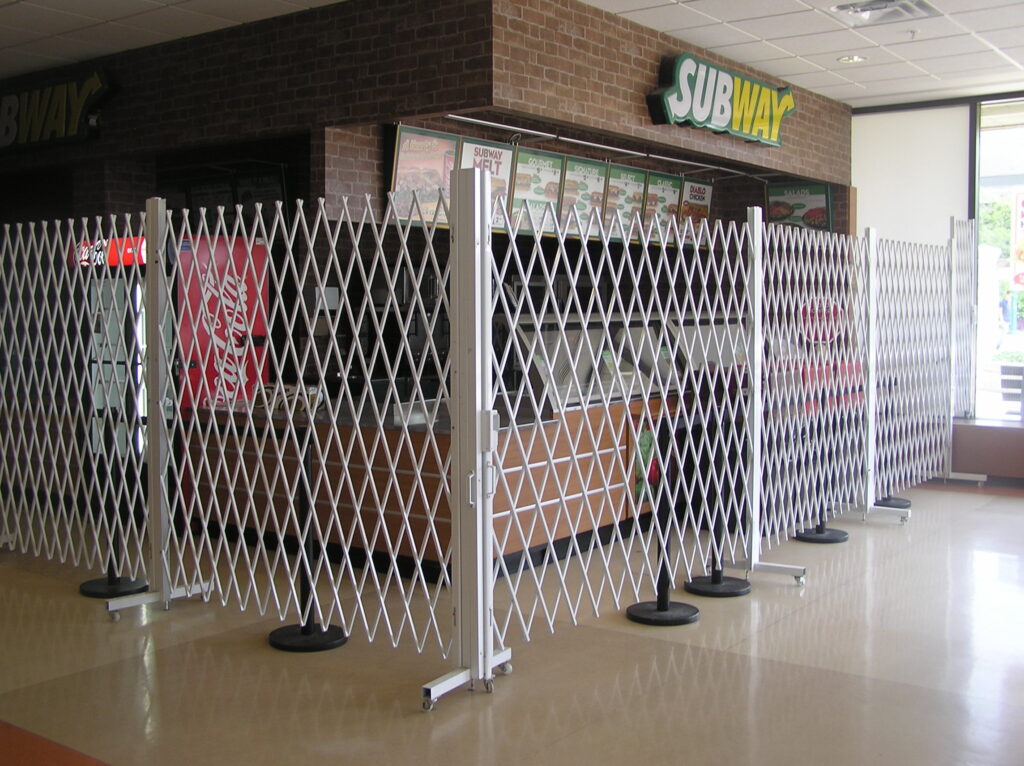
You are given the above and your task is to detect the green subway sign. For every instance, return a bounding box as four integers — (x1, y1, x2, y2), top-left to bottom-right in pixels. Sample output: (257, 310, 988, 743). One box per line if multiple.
(0, 71, 110, 151)
(648, 54, 796, 147)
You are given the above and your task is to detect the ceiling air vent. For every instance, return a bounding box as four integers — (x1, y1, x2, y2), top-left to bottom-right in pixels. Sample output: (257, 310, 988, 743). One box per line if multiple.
(827, 0, 941, 27)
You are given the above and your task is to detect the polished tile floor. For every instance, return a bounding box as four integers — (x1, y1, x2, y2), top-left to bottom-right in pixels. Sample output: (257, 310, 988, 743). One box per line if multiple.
(1, 480, 1022, 765)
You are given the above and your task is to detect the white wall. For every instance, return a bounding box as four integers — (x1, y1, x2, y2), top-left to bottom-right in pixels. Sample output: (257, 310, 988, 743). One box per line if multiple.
(852, 106, 971, 244)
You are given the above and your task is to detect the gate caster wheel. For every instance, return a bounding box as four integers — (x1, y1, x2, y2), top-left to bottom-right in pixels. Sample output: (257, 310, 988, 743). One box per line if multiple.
(422, 699, 435, 712)
(498, 662, 513, 675)
(794, 575, 806, 586)
(484, 679, 494, 693)
(110, 611, 121, 622)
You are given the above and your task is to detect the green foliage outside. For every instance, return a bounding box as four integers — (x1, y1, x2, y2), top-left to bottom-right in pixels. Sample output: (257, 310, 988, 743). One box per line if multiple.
(980, 198, 1011, 258)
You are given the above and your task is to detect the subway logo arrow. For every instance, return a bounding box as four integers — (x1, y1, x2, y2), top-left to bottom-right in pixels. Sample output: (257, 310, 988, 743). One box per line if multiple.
(648, 54, 796, 147)
(0, 71, 110, 151)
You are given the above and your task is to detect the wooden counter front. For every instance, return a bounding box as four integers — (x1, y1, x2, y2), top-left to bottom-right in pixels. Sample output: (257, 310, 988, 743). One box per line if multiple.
(182, 402, 653, 576)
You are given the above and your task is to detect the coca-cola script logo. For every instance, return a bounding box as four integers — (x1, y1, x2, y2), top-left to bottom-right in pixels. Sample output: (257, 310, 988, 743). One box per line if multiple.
(198, 267, 250, 406)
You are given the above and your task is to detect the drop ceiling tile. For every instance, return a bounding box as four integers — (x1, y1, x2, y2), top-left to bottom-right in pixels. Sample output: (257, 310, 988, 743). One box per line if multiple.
(850, 16, 963, 45)
(915, 49, 1014, 75)
(927, 0, 1020, 11)
(933, 67, 1024, 85)
(707, 40, 793, 64)
(12, 33, 113, 61)
(842, 61, 929, 83)
(0, 23, 46, 47)
(861, 74, 946, 93)
(808, 82, 870, 100)
(110, 5, 235, 37)
(885, 34, 990, 59)
(802, 46, 898, 68)
(772, 28, 873, 56)
(0, 2, 98, 34)
(730, 10, 846, 39)
(681, 0, 808, 23)
(622, 3, 714, 30)
(1000, 45, 1024, 65)
(23, 0, 163, 22)
(782, 69, 851, 88)
(179, 0, 302, 23)
(975, 27, 1024, 49)
(670, 23, 757, 49)
(951, 5, 1024, 32)
(60, 19, 179, 47)
(750, 57, 826, 78)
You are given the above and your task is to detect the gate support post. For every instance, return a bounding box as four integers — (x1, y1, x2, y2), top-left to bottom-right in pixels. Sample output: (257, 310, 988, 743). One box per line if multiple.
(105, 198, 200, 616)
(422, 168, 510, 711)
(863, 227, 910, 523)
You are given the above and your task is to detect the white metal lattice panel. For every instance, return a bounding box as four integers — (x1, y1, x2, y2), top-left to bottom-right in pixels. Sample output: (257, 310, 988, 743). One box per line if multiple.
(951, 218, 977, 420)
(0, 217, 149, 579)
(761, 225, 869, 542)
(875, 238, 951, 498)
(488, 204, 754, 643)
(150, 197, 455, 654)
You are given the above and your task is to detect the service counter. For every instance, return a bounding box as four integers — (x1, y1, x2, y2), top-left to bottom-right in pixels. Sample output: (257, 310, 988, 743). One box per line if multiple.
(182, 398, 665, 577)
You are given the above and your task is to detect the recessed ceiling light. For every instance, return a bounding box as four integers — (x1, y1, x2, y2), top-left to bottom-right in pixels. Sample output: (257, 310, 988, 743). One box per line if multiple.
(838, 54, 868, 64)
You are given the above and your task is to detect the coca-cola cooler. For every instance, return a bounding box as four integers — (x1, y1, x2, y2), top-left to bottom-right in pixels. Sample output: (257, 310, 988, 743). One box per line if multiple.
(176, 236, 270, 411)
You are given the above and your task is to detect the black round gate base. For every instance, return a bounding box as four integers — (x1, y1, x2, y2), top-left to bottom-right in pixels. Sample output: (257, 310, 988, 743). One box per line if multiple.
(684, 575, 751, 598)
(79, 577, 148, 599)
(625, 601, 700, 626)
(268, 624, 348, 653)
(876, 496, 912, 510)
(795, 527, 849, 544)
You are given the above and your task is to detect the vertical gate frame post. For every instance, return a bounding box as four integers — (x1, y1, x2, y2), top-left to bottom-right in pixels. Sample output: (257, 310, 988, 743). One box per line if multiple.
(863, 227, 878, 520)
(105, 198, 191, 615)
(733, 207, 807, 585)
(944, 218, 956, 477)
(422, 168, 510, 711)
(942, 220, 983, 485)
(146, 196, 171, 608)
(864, 227, 910, 523)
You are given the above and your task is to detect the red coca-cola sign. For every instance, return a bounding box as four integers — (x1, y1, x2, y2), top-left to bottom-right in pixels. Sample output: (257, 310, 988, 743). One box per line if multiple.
(177, 236, 269, 410)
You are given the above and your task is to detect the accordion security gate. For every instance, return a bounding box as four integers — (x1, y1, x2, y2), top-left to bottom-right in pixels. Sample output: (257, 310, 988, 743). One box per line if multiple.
(487, 198, 767, 642)
(0, 172, 971, 706)
(0, 218, 150, 587)
(761, 226, 870, 543)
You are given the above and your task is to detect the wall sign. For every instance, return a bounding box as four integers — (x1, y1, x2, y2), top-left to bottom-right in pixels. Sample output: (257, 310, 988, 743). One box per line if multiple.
(391, 125, 459, 225)
(766, 183, 831, 231)
(647, 54, 796, 147)
(511, 148, 564, 235)
(460, 137, 514, 226)
(0, 71, 110, 151)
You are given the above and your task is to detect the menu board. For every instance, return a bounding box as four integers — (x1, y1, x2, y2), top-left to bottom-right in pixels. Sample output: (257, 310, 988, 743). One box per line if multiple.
(643, 172, 683, 237)
(391, 126, 459, 225)
(560, 157, 608, 236)
(766, 183, 831, 231)
(511, 148, 564, 235)
(460, 138, 515, 227)
(605, 165, 647, 235)
(680, 179, 713, 242)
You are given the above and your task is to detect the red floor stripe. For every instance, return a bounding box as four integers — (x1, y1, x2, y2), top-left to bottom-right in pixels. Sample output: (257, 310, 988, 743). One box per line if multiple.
(0, 720, 108, 766)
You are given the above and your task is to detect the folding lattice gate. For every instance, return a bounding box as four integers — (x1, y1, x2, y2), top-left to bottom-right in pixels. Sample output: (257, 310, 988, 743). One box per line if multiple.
(0, 171, 975, 707)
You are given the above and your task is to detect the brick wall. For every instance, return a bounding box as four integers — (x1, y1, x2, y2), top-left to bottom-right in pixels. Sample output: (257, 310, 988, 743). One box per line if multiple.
(319, 125, 387, 221)
(491, 0, 852, 187)
(0, 0, 493, 173)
